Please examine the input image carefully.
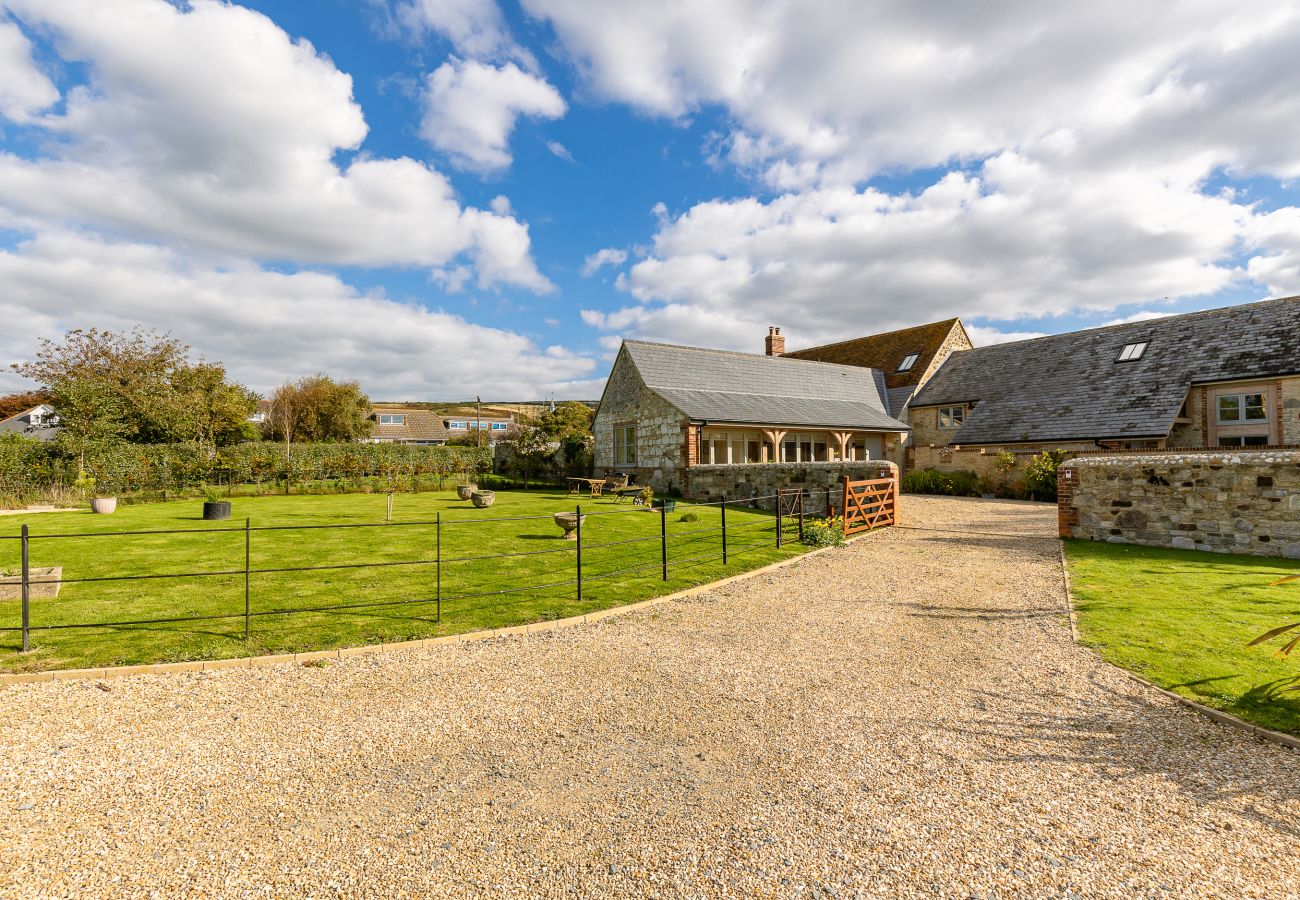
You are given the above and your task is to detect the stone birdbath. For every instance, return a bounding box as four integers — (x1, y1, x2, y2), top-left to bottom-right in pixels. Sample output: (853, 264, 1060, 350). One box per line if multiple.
(552, 511, 586, 540)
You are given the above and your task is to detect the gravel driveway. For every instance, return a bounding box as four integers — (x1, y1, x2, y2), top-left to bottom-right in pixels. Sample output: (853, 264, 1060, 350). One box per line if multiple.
(1, 496, 1296, 898)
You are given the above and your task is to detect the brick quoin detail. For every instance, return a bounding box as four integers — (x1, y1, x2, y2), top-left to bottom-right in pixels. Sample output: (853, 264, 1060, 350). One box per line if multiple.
(1057, 467, 1079, 538)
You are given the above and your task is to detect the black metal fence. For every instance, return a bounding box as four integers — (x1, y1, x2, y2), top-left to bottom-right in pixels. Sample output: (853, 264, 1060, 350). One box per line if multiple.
(0, 490, 843, 655)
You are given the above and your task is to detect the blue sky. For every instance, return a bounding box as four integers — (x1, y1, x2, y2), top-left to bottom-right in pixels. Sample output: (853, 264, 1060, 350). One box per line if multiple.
(1, 0, 1298, 400)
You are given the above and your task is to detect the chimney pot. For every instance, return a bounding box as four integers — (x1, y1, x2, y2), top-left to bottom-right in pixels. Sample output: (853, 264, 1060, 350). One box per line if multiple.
(765, 325, 786, 356)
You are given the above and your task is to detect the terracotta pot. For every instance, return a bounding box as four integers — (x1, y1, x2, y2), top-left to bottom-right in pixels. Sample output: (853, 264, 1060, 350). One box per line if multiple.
(456, 484, 478, 501)
(90, 497, 117, 515)
(470, 490, 495, 508)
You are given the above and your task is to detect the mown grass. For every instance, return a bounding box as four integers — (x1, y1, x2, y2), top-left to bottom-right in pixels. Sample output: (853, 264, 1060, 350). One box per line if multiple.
(1064, 540, 1300, 735)
(0, 489, 808, 672)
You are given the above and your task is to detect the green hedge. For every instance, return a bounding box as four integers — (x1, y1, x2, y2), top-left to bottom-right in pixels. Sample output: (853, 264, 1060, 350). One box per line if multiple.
(0, 437, 491, 496)
(900, 467, 981, 497)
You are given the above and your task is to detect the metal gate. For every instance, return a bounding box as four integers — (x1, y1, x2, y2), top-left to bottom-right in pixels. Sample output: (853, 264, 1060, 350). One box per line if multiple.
(842, 475, 896, 535)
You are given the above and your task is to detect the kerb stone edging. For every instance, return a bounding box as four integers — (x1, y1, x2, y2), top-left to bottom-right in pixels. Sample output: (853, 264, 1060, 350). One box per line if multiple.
(0, 527, 884, 687)
(1058, 541, 1300, 752)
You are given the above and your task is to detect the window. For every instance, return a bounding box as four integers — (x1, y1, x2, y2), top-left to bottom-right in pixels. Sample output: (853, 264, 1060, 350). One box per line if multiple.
(614, 424, 637, 466)
(1116, 341, 1148, 362)
(938, 406, 965, 428)
(1217, 392, 1267, 423)
(448, 421, 466, 429)
(897, 352, 919, 372)
(491, 422, 507, 431)
(377, 414, 405, 425)
(1218, 435, 1269, 447)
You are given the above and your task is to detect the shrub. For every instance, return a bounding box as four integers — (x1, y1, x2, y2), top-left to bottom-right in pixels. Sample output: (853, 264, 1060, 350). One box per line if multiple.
(901, 468, 980, 496)
(801, 516, 844, 547)
(1024, 450, 1068, 501)
(0, 441, 492, 501)
(679, 511, 700, 523)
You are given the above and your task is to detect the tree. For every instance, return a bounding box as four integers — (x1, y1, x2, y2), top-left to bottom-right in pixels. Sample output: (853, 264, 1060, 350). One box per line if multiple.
(505, 422, 554, 489)
(261, 375, 371, 444)
(538, 401, 593, 440)
(10, 327, 257, 454)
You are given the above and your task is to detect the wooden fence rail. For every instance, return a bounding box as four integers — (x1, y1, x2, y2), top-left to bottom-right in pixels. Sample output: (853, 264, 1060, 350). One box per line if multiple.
(842, 475, 896, 536)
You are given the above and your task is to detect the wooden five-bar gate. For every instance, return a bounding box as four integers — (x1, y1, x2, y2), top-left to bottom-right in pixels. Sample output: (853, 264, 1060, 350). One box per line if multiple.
(841, 474, 896, 535)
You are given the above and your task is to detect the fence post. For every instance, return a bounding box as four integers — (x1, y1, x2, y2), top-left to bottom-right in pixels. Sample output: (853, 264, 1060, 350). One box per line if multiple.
(842, 475, 851, 533)
(243, 517, 251, 641)
(20, 524, 30, 653)
(720, 495, 727, 565)
(436, 512, 442, 623)
(776, 492, 783, 548)
(660, 501, 668, 581)
(575, 503, 582, 603)
(797, 490, 805, 541)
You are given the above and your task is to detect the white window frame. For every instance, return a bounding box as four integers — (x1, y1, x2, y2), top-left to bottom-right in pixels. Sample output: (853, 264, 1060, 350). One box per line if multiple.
(1216, 392, 1267, 424)
(448, 421, 467, 429)
(1117, 341, 1148, 362)
(614, 424, 637, 466)
(897, 352, 919, 372)
(378, 414, 405, 426)
(938, 406, 965, 428)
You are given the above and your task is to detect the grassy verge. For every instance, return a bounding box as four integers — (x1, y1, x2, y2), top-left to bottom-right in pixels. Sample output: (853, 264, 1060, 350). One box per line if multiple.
(1064, 540, 1300, 735)
(0, 489, 812, 673)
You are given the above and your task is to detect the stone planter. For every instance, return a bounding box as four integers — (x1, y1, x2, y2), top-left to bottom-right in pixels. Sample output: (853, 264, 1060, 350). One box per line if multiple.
(456, 484, 478, 501)
(552, 511, 587, 540)
(90, 497, 117, 515)
(203, 500, 232, 521)
(470, 490, 495, 509)
(0, 566, 62, 599)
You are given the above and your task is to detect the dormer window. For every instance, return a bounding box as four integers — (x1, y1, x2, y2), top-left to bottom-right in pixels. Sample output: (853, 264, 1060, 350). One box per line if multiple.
(897, 352, 920, 372)
(1117, 341, 1148, 362)
(378, 414, 405, 425)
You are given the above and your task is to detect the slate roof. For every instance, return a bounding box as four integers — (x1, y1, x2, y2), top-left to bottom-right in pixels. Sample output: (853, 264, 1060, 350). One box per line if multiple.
(621, 341, 909, 431)
(781, 318, 968, 390)
(909, 296, 1300, 445)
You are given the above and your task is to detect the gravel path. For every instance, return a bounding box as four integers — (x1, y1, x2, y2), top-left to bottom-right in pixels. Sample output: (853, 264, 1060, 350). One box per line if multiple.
(1, 496, 1296, 899)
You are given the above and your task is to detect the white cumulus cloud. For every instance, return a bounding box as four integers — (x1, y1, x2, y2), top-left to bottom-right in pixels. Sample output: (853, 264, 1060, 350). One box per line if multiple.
(0, 230, 597, 398)
(580, 247, 628, 277)
(0, 19, 58, 122)
(421, 58, 565, 173)
(0, 0, 550, 291)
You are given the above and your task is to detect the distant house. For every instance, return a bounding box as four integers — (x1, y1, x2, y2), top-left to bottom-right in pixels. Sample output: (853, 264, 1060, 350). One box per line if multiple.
(0, 404, 61, 441)
(779, 318, 973, 418)
(443, 416, 514, 442)
(248, 398, 272, 425)
(593, 339, 909, 492)
(908, 296, 1300, 457)
(365, 407, 451, 445)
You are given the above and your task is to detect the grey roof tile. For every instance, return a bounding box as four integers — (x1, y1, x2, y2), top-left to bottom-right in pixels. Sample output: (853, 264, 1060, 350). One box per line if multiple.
(623, 341, 908, 432)
(910, 296, 1300, 444)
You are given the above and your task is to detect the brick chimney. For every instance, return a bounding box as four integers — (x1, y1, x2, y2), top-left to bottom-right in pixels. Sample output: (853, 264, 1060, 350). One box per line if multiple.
(765, 326, 785, 356)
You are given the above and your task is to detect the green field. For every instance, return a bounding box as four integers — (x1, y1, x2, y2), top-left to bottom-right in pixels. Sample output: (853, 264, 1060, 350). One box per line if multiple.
(0, 489, 806, 673)
(1065, 540, 1300, 735)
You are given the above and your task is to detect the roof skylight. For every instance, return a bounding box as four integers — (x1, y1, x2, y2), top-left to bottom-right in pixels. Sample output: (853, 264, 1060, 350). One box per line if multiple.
(1116, 341, 1148, 362)
(897, 352, 920, 372)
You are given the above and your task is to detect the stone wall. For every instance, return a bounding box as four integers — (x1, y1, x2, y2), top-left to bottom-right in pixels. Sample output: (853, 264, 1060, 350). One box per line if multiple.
(1058, 450, 1300, 558)
(684, 460, 898, 511)
(593, 347, 689, 492)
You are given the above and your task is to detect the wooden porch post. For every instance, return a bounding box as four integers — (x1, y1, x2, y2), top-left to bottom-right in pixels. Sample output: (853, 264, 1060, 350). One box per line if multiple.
(762, 429, 787, 462)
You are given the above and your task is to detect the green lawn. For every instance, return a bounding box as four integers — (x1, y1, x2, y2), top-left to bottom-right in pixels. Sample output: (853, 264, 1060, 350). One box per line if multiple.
(0, 489, 808, 673)
(1064, 540, 1300, 735)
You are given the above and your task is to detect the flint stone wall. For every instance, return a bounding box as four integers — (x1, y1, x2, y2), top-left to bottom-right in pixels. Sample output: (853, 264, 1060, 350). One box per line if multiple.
(684, 461, 898, 511)
(1058, 451, 1300, 558)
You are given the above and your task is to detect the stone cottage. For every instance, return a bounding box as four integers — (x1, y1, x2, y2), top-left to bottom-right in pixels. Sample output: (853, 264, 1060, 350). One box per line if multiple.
(906, 295, 1300, 479)
(592, 340, 909, 494)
